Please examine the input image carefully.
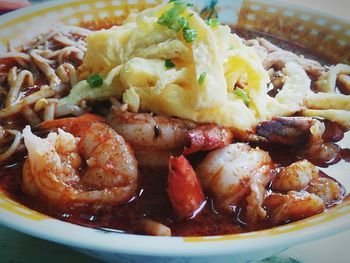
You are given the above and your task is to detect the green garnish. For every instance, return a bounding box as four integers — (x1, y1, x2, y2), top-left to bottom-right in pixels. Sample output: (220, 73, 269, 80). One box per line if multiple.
(200, 0, 218, 20)
(158, 1, 197, 44)
(158, 1, 188, 32)
(165, 59, 176, 69)
(198, 72, 206, 85)
(87, 74, 103, 88)
(206, 18, 220, 27)
(183, 28, 197, 43)
(234, 88, 250, 107)
(58, 80, 119, 107)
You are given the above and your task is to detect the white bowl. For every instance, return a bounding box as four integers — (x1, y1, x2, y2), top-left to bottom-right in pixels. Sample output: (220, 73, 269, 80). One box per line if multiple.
(0, 1, 349, 262)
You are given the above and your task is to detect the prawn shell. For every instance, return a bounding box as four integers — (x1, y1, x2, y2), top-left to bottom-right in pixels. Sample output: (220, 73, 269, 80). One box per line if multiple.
(168, 155, 205, 220)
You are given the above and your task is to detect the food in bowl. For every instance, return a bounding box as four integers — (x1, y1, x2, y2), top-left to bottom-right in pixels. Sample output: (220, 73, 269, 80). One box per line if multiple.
(0, 1, 349, 237)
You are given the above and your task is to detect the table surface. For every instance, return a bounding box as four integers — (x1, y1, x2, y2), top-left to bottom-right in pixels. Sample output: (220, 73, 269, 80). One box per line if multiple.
(1, 0, 349, 262)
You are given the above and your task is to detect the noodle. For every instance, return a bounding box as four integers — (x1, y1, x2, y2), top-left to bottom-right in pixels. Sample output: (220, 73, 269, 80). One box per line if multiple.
(55, 46, 84, 65)
(0, 129, 21, 162)
(56, 63, 78, 87)
(0, 85, 56, 118)
(0, 52, 31, 62)
(53, 34, 87, 52)
(6, 68, 34, 107)
(30, 49, 61, 85)
(55, 103, 84, 117)
(21, 106, 42, 126)
(58, 25, 91, 37)
(28, 29, 59, 51)
(0, 25, 91, 162)
(43, 102, 56, 121)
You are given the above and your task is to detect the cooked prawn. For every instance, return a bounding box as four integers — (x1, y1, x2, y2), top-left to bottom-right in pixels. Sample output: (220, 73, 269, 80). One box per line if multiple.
(272, 160, 319, 192)
(22, 114, 138, 209)
(107, 105, 234, 167)
(196, 143, 273, 223)
(168, 155, 205, 219)
(254, 117, 321, 146)
(253, 117, 340, 164)
(272, 159, 344, 204)
(306, 177, 344, 204)
(184, 124, 234, 154)
(107, 105, 194, 167)
(265, 191, 326, 224)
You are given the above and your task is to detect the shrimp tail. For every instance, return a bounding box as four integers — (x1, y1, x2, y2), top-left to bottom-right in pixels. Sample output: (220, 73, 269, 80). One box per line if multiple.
(40, 113, 105, 131)
(168, 155, 205, 219)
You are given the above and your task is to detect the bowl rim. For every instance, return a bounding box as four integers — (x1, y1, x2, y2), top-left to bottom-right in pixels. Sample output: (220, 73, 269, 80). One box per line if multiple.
(0, 199, 349, 256)
(0, 0, 350, 257)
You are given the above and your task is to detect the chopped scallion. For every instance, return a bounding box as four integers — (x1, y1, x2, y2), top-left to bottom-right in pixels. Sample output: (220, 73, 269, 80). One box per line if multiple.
(165, 59, 176, 69)
(87, 74, 103, 88)
(183, 27, 197, 43)
(158, 1, 188, 31)
(198, 72, 206, 85)
(206, 18, 220, 27)
(234, 88, 250, 107)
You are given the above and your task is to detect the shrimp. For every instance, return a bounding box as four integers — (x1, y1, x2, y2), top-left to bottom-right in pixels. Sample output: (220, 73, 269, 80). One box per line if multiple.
(107, 105, 234, 167)
(264, 191, 326, 224)
(272, 160, 319, 192)
(272, 159, 344, 204)
(168, 155, 205, 219)
(107, 105, 194, 167)
(268, 159, 344, 224)
(253, 117, 340, 164)
(22, 114, 138, 209)
(306, 177, 344, 204)
(196, 143, 273, 223)
(184, 124, 234, 154)
(254, 117, 321, 146)
(246, 165, 274, 223)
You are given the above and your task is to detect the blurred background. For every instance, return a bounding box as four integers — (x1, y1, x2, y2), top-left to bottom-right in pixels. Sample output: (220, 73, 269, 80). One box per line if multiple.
(0, 0, 349, 19)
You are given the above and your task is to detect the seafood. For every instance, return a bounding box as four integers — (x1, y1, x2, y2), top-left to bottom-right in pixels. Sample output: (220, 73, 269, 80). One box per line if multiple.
(253, 116, 340, 164)
(22, 114, 138, 208)
(195, 143, 272, 222)
(107, 105, 234, 166)
(254, 117, 322, 146)
(265, 191, 326, 224)
(272, 160, 319, 192)
(267, 160, 344, 223)
(184, 124, 234, 154)
(168, 155, 205, 219)
(306, 177, 344, 204)
(107, 105, 194, 167)
(272, 159, 344, 203)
